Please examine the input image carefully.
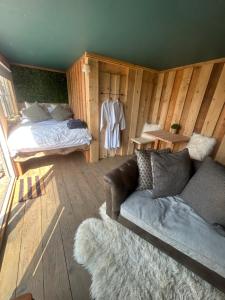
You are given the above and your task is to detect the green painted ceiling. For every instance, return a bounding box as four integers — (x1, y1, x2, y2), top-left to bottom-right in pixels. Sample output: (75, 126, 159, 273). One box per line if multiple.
(0, 0, 225, 70)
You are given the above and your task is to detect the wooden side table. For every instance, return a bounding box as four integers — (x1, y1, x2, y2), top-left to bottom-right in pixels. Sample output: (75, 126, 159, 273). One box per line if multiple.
(144, 130, 189, 150)
(131, 137, 155, 150)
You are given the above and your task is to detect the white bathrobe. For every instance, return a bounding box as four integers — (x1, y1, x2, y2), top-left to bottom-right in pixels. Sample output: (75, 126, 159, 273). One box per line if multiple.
(100, 99, 125, 149)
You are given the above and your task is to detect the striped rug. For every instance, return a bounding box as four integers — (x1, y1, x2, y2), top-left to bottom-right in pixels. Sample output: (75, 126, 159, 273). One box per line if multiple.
(15, 176, 45, 202)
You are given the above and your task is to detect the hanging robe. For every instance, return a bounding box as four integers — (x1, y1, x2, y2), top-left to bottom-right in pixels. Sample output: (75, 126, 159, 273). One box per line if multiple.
(100, 99, 125, 149)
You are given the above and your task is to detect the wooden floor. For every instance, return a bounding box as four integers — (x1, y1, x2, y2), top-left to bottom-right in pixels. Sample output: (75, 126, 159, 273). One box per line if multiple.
(0, 152, 128, 300)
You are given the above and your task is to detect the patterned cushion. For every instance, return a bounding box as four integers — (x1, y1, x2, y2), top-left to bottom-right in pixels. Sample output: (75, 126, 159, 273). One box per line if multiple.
(135, 148, 170, 190)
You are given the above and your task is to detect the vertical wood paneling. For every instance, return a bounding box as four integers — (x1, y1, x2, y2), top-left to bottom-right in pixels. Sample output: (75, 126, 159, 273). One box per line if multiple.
(182, 64, 213, 136)
(212, 104, 225, 155)
(151, 73, 164, 122)
(194, 63, 224, 132)
(85, 58, 99, 162)
(98, 63, 127, 158)
(110, 74, 120, 99)
(216, 135, 225, 165)
(127, 69, 143, 154)
(164, 70, 184, 131)
(201, 64, 225, 136)
(121, 69, 135, 156)
(148, 61, 225, 162)
(158, 71, 176, 128)
(67, 53, 225, 163)
(67, 57, 87, 122)
(99, 72, 110, 158)
(170, 67, 193, 125)
(136, 71, 154, 137)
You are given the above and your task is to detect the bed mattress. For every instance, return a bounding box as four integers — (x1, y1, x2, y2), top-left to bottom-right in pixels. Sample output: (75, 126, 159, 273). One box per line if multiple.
(7, 119, 92, 157)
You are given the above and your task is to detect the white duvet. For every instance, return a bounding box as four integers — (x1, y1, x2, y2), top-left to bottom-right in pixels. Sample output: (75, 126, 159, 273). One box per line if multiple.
(8, 119, 92, 157)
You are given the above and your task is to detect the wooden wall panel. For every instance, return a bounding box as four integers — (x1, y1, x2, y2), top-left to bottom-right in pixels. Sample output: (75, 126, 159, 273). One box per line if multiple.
(201, 64, 225, 136)
(158, 71, 176, 128)
(67, 57, 87, 122)
(127, 70, 143, 154)
(150, 73, 164, 123)
(163, 70, 183, 131)
(67, 52, 225, 163)
(170, 68, 193, 126)
(85, 58, 99, 162)
(99, 72, 110, 158)
(121, 69, 136, 156)
(148, 61, 225, 164)
(97, 61, 155, 158)
(98, 62, 128, 158)
(194, 63, 224, 132)
(182, 64, 213, 136)
(136, 71, 155, 137)
(216, 135, 225, 165)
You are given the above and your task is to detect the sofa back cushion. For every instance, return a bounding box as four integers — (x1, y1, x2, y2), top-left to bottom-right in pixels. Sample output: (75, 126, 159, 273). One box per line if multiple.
(151, 149, 191, 198)
(180, 157, 225, 226)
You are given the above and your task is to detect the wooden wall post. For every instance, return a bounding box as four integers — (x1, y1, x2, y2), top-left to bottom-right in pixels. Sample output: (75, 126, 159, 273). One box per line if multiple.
(84, 57, 99, 162)
(127, 69, 143, 154)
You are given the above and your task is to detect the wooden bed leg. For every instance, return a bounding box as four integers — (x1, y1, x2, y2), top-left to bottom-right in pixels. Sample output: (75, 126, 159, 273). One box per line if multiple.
(84, 150, 90, 163)
(14, 161, 23, 177)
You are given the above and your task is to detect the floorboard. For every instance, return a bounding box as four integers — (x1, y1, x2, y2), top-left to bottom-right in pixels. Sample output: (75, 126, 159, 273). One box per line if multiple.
(0, 152, 128, 300)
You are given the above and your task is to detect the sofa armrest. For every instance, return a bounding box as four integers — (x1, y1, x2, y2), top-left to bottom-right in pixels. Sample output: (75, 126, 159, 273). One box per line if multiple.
(104, 157, 139, 219)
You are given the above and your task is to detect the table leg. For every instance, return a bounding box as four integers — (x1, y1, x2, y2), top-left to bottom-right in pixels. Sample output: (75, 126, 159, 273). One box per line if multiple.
(154, 140, 159, 150)
(167, 142, 174, 151)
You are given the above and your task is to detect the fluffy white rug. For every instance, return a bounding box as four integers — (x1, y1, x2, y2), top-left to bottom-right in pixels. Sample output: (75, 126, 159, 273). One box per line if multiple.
(74, 203, 224, 300)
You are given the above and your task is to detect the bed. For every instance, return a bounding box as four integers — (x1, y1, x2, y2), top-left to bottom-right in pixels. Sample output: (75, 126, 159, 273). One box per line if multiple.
(7, 118, 92, 174)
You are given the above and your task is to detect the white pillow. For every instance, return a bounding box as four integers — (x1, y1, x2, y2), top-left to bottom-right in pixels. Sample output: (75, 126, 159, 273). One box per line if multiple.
(24, 102, 69, 113)
(186, 133, 216, 161)
(141, 123, 161, 140)
(24, 101, 32, 108)
(50, 103, 57, 110)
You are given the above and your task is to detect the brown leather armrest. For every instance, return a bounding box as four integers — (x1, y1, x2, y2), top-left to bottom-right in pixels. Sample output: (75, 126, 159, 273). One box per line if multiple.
(104, 157, 138, 219)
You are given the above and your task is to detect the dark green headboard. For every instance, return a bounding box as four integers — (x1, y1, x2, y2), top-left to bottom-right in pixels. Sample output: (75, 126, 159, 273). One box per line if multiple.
(11, 65, 68, 103)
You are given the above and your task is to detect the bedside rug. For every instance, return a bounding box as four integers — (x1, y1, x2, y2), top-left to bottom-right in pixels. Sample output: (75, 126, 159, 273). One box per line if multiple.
(74, 203, 224, 300)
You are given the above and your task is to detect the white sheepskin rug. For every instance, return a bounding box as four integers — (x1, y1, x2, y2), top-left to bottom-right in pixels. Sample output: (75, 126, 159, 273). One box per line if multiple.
(74, 203, 224, 300)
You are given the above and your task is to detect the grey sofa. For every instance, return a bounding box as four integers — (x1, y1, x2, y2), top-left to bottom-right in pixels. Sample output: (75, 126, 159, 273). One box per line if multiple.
(104, 157, 225, 294)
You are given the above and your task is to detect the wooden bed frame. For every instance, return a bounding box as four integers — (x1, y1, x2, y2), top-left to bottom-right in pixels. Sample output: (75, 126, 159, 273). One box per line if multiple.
(13, 144, 90, 176)
(0, 102, 91, 176)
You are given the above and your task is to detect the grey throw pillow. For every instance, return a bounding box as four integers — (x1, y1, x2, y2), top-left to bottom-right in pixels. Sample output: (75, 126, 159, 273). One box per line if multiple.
(151, 149, 191, 198)
(180, 157, 225, 226)
(23, 102, 51, 122)
(135, 148, 170, 190)
(51, 105, 73, 121)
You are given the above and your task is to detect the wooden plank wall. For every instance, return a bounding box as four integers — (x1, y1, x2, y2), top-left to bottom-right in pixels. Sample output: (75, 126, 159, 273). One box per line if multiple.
(67, 53, 157, 161)
(67, 53, 225, 164)
(148, 61, 225, 165)
(67, 56, 87, 122)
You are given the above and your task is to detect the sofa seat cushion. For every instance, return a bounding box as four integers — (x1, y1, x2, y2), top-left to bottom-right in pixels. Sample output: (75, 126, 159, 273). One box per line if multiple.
(120, 190, 225, 277)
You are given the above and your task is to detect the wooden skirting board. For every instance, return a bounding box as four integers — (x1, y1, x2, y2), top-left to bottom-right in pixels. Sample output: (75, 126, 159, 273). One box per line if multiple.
(67, 52, 225, 165)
